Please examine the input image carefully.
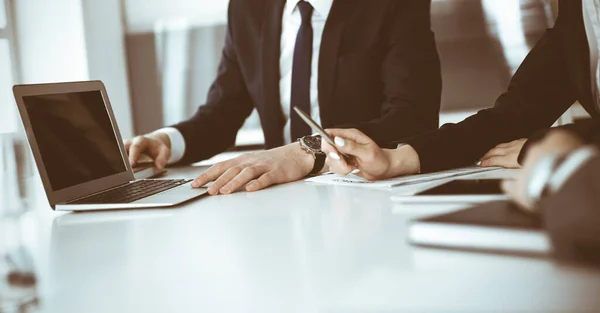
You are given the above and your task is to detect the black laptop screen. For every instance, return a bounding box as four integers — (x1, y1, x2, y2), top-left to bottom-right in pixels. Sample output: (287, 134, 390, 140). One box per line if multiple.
(23, 91, 127, 191)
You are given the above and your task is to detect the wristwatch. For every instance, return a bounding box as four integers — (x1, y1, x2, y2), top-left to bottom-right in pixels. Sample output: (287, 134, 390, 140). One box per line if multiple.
(298, 135, 326, 175)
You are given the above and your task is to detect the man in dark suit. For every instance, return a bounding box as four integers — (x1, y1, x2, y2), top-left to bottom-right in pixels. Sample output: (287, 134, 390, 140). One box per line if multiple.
(502, 130, 600, 265)
(125, 0, 441, 195)
(320, 0, 600, 181)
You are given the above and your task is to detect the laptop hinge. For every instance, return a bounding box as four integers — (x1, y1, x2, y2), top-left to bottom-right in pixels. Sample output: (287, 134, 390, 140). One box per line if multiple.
(61, 181, 134, 204)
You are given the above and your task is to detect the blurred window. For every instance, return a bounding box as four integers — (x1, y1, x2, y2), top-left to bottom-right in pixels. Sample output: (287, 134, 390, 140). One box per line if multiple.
(0, 0, 6, 28)
(124, 0, 263, 148)
(0, 0, 17, 134)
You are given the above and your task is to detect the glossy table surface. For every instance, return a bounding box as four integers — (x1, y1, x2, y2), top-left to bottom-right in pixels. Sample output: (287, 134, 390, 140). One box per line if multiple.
(19, 163, 600, 313)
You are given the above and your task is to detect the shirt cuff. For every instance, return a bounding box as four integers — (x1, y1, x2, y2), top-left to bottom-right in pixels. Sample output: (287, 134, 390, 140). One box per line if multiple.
(155, 127, 186, 164)
(548, 147, 598, 193)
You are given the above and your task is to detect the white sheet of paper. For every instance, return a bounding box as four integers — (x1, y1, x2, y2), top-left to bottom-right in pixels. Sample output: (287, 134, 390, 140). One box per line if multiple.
(305, 166, 503, 188)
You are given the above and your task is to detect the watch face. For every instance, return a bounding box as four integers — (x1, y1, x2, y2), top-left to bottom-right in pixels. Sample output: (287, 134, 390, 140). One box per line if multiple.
(303, 136, 322, 151)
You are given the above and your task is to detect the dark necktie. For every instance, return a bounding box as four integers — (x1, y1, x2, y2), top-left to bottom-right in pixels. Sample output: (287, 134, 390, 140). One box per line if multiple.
(290, 1, 314, 141)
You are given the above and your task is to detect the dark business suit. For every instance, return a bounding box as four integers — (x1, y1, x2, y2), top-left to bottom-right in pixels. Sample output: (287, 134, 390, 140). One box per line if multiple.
(172, 0, 441, 164)
(403, 0, 600, 173)
(541, 154, 600, 265)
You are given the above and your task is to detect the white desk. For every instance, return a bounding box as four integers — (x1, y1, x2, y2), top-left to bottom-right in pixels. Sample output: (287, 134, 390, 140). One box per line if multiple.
(19, 165, 600, 313)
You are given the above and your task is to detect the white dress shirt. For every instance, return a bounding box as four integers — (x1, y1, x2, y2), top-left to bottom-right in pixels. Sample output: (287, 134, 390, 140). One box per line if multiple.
(160, 0, 334, 164)
(583, 0, 600, 112)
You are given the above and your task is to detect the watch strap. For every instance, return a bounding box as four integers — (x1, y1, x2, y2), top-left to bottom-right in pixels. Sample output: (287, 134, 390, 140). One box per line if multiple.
(311, 152, 326, 175)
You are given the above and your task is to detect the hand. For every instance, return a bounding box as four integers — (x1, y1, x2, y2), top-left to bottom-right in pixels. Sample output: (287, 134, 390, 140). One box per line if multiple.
(321, 128, 420, 180)
(191, 143, 315, 195)
(124, 132, 172, 170)
(501, 130, 584, 210)
(479, 139, 527, 168)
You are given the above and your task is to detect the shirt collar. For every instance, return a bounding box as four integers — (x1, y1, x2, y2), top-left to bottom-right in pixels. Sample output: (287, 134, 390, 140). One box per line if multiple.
(285, 0, 334, 18)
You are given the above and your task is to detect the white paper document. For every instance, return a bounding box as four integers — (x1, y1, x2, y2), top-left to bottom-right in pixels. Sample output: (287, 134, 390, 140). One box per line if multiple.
(305, 166, 502, 188)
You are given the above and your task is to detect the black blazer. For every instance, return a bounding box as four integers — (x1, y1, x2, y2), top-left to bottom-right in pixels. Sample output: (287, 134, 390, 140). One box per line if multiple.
(404, 0, 600, 173)
(172, 0, 441, 164)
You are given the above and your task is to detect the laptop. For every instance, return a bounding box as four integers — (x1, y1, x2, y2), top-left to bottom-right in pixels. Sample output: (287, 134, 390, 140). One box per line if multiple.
(13, 81, 207, 211)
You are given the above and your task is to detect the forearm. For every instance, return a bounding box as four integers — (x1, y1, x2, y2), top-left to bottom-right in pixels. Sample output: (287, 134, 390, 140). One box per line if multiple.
(402, 11, 576, 173)
(172, 105, 249, 164)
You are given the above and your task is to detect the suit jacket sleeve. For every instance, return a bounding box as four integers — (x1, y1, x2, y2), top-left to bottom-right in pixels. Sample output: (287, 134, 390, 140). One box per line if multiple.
(171, 2, 254, 164)
(540, 155, 600, 265)
(338, 0, 442, 146)
(402, 1, 577, 172)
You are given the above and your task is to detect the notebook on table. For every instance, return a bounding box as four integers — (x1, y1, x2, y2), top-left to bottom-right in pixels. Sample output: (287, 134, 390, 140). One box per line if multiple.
(408, 201, 551, 256)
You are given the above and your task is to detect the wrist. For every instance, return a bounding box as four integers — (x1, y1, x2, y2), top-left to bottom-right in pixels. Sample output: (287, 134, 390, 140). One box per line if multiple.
(385, 145, 421, 178)
(295, 143, 317, 172)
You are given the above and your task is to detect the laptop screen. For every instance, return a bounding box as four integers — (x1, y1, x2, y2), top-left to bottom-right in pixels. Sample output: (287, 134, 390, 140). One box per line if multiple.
(22, 91, 127, 191)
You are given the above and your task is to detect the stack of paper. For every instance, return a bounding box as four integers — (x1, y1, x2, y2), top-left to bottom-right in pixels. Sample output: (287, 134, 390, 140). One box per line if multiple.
(305, 166, 502, 188)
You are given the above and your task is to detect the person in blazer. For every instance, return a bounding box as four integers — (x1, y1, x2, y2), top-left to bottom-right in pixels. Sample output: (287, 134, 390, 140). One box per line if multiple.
(502, 129, 600, 265)
(125, 0, 441, 195)
(320, 0, 600, 181)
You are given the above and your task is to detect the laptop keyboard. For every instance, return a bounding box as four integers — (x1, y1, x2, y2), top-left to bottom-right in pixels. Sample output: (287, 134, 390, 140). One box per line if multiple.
(70, 179, 192, 204)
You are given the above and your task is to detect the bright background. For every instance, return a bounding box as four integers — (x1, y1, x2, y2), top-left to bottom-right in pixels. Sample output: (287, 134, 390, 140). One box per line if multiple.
(0, 0, 583, 146)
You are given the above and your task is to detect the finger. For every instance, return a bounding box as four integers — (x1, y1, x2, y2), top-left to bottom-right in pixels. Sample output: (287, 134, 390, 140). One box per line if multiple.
(502, 179, 524, 207)
(124, 140, 132, 152)
(246, 172, 279, 192)
(494, 142, 511, 149)
(480, 147, 507, 161)
(220, 166, 266, 194)
(143, 138, 170, 170)
(325, 153, 355, 176)
(494, 140, 518, 149)
(354, 170, 378, 181)
(501, 179, 516, 196)
(324, 128, 373, 145)
(153, 146, 171, 170)
(206, 166, 243, 195)
(192, 161, 233, 189)
(321, 140, 336, 154)
(321, 141, 342, 162)
(322, 131, 373, 165)
(480, 155, 520, 169)
(322, 140, 359, 169)
(128, 136, 148, 167)
(502, 179, 530, 210)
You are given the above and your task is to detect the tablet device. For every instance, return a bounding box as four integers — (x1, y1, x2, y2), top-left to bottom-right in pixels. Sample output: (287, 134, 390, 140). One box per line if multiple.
(391, 179, 509, 204)
(408, 200, 550, 255)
